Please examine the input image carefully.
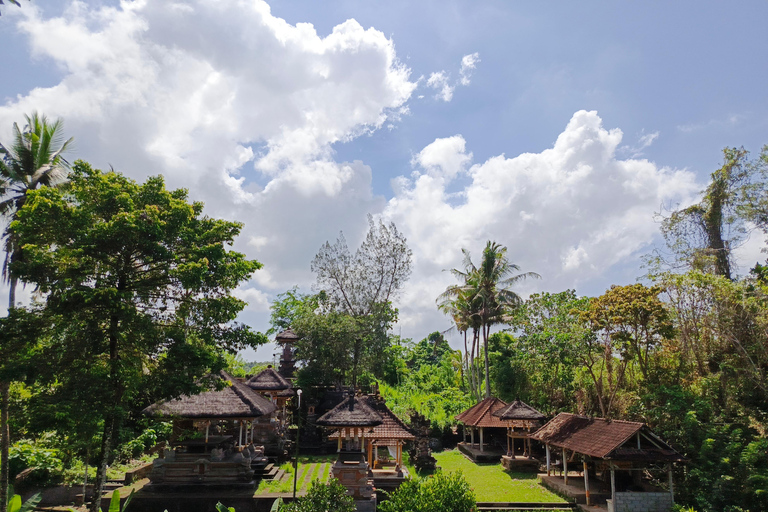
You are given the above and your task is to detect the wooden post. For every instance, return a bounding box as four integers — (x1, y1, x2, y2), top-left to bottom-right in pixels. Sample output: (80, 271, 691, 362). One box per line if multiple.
(250, 421, 254, 444)
(480, 427, 484, 453)
(506, 428, 510, 455)
(205, 421, 210, 443)
(610, 465, 616, 505)
(583, 460, 590, 506)
(239, 421, 243, 446)
(470, 427, 475, 447)
(563, 449, 568, 485)
(546, 444, 551, 476)
(668, 464, 674, 502)
(367, 439, 373, 466)
(337, 433, 342, 452)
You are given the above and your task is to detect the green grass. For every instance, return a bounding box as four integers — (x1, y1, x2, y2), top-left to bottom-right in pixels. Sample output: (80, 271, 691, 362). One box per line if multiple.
(432, 450, 563, 502)
(255, 455, 335, 495)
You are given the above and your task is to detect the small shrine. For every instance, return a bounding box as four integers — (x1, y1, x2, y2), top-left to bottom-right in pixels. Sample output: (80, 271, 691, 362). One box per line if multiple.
(492, 398, 546, 471)
(245, 365, 294, 445)
(316, 388, 382, 512)
(408, 412, 436, 473)
(141, 371, 276, 489)
(275, 328, 300, 380)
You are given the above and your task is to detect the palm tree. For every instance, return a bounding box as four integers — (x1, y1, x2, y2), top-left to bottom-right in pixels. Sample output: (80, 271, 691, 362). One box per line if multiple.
(473, 241, 539, 397)
(0, 112, 72, 512)
(438, 242, 539, 400)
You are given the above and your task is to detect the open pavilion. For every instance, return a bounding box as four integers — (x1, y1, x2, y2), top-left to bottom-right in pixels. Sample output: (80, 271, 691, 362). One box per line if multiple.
(531, 413, 685, 511)
(455, 397, 508, 461)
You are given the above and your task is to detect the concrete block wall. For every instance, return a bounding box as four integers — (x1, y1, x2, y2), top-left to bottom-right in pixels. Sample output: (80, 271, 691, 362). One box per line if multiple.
(607, 492, 673, 512)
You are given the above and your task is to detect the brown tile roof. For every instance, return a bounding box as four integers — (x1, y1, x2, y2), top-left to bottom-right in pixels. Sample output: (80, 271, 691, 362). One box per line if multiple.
(316, 392, 383, 428)
(530, 413, 684, 461)
(142, 371, 277, 420)
(330, 395, 414, 441)
(455, 397, 508, 428)
(246, 366, 292, 391)
(492, 399, 546, 421)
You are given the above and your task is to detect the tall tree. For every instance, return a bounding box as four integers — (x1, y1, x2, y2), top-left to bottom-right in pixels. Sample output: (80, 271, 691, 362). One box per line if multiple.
(658, 147, 768, 279)
(0, 111, 72, 512)
(312, 214, 412, 316)
(11, 162, 264, 512)
(439, 241, 538, 398)
(305, 215, 412, 386)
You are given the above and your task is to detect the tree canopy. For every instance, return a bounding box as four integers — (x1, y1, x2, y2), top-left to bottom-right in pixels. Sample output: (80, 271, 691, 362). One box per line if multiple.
(10, 161, 264, 511)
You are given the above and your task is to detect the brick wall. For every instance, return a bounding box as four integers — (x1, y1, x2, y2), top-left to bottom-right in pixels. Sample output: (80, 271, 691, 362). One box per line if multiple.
(607, 492, 673, 512)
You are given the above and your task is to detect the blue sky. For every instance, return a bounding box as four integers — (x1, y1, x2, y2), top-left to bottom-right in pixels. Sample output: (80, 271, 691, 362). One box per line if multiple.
(1, 0, 767, 361)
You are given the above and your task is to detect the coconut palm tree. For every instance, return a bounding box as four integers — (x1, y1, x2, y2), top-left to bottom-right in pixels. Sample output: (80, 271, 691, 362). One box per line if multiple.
(438, 242, 539, 400)
(0, 111, 72, 512)
(472, 241, 539, 397)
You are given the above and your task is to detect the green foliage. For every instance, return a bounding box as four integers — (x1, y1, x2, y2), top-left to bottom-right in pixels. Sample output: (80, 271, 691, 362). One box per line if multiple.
(107, 489, 133, 512)
(6, 487, 40, 512)
(279, 479, 355, 512)
(215, 503, 235, 512)
(8, 439, 62, 482)
(378, 470, 476, 512)
(10, 161, 264, 512)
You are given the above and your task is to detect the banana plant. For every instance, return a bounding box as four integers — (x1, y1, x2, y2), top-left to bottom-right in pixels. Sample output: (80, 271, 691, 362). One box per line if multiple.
(6, 485, 41, 512)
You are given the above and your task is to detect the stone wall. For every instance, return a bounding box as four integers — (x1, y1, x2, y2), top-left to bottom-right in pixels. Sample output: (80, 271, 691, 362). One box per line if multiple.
(607, 492, 673, 512)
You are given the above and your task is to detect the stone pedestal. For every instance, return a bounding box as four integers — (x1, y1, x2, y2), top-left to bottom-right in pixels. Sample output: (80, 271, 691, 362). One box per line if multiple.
(331, 451, 374, 500)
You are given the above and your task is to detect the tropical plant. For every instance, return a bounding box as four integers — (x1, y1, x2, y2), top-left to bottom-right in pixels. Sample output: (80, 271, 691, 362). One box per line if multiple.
(6, 486, 40, 512)
(0, 111, 72, 512)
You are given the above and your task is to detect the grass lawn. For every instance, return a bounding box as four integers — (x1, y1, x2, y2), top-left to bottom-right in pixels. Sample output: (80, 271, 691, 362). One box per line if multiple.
(254, 454, 335, 495)
(432, 450, 563, 502)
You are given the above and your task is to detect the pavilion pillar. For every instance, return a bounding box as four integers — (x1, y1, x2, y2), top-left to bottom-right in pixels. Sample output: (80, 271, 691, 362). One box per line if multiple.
(337, 433, 343, 452)
(480, 427, 484, 453)
(563, 449, 568, 485)
(470, 427, 475, 447)
(583, 460, 590, 505)
(668, 464, 674, 502)
(610, 465, 616, 505)
(397, 443, 402, 467)
(239, 421, 244, 446)
(367, 439, 373, 466)
(506, 428, 510, 456)
(546, 444, 551, 476)
(205, 421, 210, 443)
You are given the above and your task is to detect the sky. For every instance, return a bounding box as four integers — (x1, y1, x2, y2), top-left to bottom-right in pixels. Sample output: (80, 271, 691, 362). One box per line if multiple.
(1, 0, 767, 361)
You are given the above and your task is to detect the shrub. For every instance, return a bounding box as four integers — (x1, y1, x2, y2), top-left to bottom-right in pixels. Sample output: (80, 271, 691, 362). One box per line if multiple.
(379, 470, 476, 512)
(279, 478, 355, 512)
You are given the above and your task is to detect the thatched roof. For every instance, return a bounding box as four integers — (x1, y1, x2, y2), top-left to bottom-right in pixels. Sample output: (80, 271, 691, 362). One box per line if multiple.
(275, 328, 299, 343)
(492, 399, 546, 421)
(246, 366, 292, 391)
(455, 397, 508, 428)
(530, 413, 685, 462)
(316, 391, 383, 428)
(143, 371, 277, 420)
(330, 394, 414, 441)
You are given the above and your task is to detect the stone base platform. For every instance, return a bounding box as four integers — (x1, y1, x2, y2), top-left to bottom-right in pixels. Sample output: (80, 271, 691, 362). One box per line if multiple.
(457, 442, 504, 463)
(540, 474, 609, 505)
(501, 455, 541, 472)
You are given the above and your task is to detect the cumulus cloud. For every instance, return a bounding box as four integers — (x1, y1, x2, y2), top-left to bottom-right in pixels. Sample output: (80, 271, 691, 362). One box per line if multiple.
(385, 111, 701, 334)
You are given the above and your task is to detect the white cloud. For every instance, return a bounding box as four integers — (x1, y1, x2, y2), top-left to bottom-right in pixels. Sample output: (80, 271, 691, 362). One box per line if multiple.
(425, 52, 481, 102)
(426, 71, 454, 102)
(459, 52, 480, 86)
(412, 135, 472, 181)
